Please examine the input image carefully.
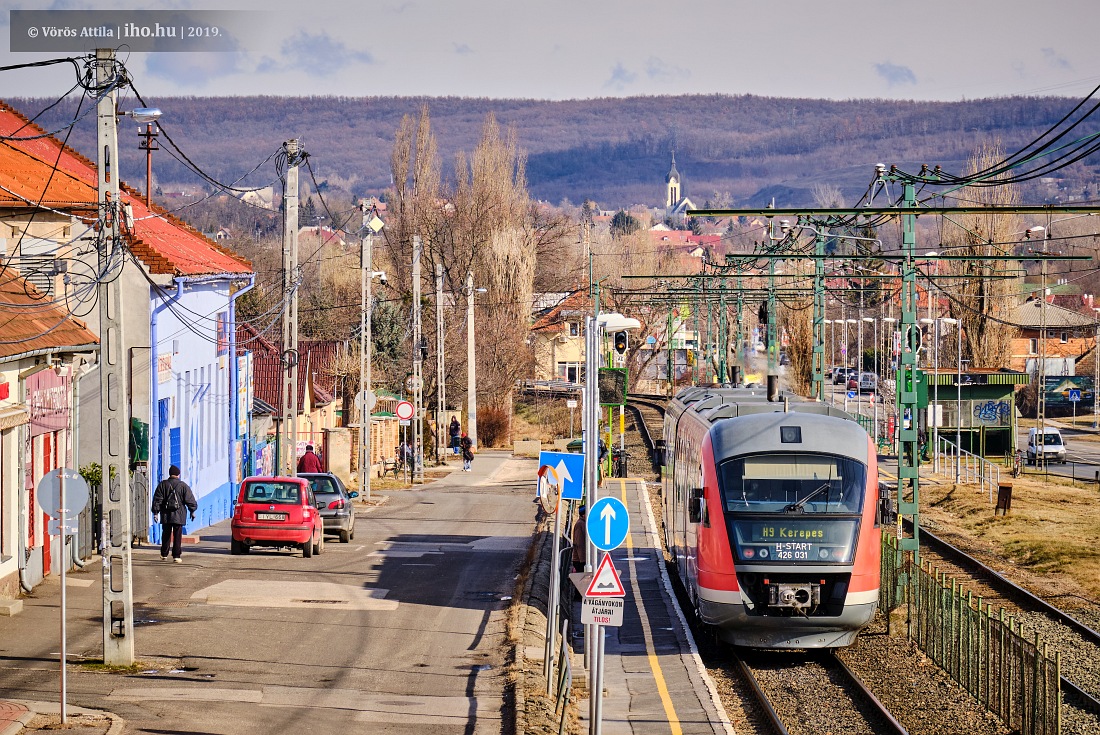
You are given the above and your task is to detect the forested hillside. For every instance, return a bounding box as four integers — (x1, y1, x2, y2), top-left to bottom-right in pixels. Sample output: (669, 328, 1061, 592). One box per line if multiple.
(12, 94, 1097, 209)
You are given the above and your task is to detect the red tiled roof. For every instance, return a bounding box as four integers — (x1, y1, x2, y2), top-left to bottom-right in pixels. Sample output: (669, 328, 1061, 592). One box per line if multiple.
(0, 270, 97, 360)
(532, 290, 593, 332)
(236, 321, 278, 356)
(240, 326, 342, 413)
(0, 103, 252, 277)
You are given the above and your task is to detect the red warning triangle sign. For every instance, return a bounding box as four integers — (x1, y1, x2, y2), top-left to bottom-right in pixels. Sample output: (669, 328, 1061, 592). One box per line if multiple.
(585, 554, 626, 597)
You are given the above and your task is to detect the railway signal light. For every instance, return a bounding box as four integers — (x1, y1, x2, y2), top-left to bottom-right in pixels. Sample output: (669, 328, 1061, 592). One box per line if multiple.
(614, 331, 628, 355)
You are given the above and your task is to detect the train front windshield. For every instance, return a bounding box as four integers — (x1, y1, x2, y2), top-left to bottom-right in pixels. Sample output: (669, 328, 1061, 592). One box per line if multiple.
(718, 453, 867, 564)
(719, 454, 866, 513)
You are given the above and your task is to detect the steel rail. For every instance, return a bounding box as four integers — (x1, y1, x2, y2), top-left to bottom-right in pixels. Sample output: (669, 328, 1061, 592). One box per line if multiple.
(920, 526, 1100, 715)
(732, 652, 789, 735)
(827, 651, 910, 734)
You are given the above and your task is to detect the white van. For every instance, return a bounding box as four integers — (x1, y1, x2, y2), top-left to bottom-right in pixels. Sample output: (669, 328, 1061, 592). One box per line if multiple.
(1026, 427, 1066, 464)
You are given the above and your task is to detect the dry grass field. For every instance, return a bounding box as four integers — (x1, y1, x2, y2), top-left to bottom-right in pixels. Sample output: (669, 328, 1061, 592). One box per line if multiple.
(920, 473, 1100, 601)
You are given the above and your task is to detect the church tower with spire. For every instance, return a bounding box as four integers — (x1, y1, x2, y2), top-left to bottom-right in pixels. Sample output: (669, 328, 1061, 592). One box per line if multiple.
(664, 150, 694, 218)
(665, 150, 681, 210)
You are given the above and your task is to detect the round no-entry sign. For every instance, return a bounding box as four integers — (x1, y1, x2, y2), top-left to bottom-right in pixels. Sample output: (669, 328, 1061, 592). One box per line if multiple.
(395, 400, 415, 420)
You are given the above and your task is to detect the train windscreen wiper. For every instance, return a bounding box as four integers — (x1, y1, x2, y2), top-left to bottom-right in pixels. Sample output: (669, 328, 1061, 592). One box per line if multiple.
(784, 483, 831, 513)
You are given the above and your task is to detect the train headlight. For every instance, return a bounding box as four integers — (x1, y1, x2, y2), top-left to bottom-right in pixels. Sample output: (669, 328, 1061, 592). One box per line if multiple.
(819, 549, 830, 560)
(743, 548, 755, 559)
(758, 548, 769, 559)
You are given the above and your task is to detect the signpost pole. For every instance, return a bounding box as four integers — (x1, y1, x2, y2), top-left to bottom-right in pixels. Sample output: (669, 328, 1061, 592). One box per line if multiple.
(583, 315, 599, 721)
(59, 471, 67, 724)
(545, 500, 562, 694)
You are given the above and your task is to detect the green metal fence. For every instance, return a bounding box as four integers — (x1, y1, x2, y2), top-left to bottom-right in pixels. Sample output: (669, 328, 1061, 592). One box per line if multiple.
(881, 534, 1061, 735)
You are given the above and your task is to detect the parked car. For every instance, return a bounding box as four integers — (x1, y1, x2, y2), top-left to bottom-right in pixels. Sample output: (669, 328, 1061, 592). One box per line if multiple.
(833, 367, 856, 385)
(847, 375, 859, 391)
(230, 476, 324, 557)
(1026, 427, 1066, 464)
(858, 372, 878, 394)
(298, 472, 358, 543)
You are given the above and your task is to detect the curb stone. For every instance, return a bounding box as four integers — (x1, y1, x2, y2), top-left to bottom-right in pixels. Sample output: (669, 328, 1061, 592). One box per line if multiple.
(2, 701, 124, 735)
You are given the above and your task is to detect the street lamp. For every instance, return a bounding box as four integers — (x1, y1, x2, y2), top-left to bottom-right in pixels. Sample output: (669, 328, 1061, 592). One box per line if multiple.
(921, 316, 957, 473)
(583, 311, 639, 732)
(358, 205, 384, 501)
(466, 272, 487, 450)
(863, 316, 875, 437)
(845, 318, 858, 412)
(924, 251, 938, 325)
(882, 317, 897, 373)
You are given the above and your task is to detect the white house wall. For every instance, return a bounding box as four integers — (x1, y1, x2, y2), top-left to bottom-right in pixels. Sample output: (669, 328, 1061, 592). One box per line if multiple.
(149, 280, 233, 542)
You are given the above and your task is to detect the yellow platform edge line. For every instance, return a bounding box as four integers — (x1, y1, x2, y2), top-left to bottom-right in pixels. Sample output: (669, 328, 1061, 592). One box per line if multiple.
(619, 478, 683, 735)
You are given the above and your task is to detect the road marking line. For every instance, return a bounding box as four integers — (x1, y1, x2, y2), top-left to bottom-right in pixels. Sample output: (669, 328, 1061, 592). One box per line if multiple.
(636, 479, 737, 735)
(621, 478, 682, 735)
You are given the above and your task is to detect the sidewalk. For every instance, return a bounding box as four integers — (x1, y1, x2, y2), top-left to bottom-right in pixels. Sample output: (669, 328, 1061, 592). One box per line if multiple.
(0, 700, 122, 735)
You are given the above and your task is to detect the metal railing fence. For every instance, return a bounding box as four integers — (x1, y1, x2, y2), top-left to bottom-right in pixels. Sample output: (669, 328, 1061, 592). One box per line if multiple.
(933, 436, 1001, 501)
(882, 535, 1060, 735)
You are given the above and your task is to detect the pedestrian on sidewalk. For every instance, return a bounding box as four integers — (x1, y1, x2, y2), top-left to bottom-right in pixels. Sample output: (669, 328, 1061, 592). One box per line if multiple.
(460, 432, 474, 472)
(449, 416, 461, 455)
(151, 465, 197, 563)
(571, 505, 587, 572)
(297, 444, 324, 474)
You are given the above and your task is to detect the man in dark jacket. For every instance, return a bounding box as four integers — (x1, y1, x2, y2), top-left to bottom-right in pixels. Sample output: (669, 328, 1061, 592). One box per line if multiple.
(151, 465, 198, 563)
(297, 445, 324, 474)
(449, 417, 461, 455)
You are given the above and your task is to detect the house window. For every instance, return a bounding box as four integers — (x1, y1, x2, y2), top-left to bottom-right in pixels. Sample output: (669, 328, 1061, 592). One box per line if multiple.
(1029, 338, 1038, 354)
(568, 322, 580, 337)
(1060, 332, 1068, 344)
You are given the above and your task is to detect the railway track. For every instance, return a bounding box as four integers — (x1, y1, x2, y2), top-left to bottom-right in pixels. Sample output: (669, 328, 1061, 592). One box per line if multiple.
(624, 394, 1015, 734)
(915, 526, 1100, 731)
(734, 648, 908, 735)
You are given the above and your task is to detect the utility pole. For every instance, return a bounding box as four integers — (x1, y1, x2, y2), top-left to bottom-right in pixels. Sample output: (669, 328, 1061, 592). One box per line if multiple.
(812, 232, 826, 400)
(281, 139, 301, 476)
(666, 307, 674, 395)
(436, 261, 445, 464)
(412, 235, 424, 483)
(767, 255, 778, 376)
(138, 122, 158, 208)
(358, 204, 373, 500)
(735, 279, 744, 381)
(466, 271, 478, 449)
(1037, 233, 1048, 469)
(897, 182, 922, 570)
(718, 284, 727, 383)
(94, 47, 134, 666)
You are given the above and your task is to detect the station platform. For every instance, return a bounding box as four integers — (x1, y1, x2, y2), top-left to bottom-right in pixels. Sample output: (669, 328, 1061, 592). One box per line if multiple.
(573, 478, 733, 735)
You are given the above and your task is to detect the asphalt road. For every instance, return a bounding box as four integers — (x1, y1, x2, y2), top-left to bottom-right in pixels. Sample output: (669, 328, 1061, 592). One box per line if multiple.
(0, 452, 537, 735)
(1015, 423, 1100, 483)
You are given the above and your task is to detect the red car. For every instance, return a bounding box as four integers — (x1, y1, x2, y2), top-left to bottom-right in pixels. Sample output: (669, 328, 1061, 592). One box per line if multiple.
(230, 476, 324, 557)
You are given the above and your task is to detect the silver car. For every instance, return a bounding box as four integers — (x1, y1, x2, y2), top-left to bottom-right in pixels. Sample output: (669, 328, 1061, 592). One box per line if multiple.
(298, 472, 357, 543)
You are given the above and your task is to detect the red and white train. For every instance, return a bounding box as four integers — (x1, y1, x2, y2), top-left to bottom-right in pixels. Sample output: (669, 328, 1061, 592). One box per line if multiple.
(660, 386, 885, 648)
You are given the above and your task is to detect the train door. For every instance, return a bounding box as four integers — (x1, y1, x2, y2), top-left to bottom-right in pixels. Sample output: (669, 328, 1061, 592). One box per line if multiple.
(683, 434, 699, 592)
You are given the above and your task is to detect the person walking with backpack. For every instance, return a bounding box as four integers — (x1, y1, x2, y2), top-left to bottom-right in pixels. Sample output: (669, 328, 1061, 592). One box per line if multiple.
(459, 432, 474, 472)
(151, 465, 198, 563)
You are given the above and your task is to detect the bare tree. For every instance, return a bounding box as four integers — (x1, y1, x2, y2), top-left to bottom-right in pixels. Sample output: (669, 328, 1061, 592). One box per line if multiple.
(945, 143, 1020, 369)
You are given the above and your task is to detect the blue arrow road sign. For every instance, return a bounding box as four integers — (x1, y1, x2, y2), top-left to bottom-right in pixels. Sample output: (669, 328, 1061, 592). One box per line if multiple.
(588, 496, 630, 551)
(537, 451, 586, 501)
(1069, 388, 1082, 402)
(847, 390, 857, 399)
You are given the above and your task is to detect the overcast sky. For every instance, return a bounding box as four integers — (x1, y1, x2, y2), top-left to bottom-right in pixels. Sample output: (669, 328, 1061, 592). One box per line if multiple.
(0, 0, 1097, 101)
